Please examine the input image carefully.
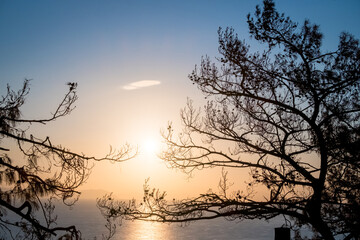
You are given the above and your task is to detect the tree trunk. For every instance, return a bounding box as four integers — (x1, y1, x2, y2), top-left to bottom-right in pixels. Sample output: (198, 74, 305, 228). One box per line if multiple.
(275, 227, 290, 240)
(310, 216, 335, 240)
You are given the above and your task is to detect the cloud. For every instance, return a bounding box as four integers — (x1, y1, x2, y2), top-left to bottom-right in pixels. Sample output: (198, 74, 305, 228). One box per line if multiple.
(122, 80, 161, 90)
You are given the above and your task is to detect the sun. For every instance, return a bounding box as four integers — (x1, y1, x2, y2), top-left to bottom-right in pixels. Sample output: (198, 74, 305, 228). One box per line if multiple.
(142, 138, 159, 156)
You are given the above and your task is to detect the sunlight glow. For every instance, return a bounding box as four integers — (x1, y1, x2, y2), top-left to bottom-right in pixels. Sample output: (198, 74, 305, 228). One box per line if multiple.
(142, 138, 159, 156)
(127, 220, 170, 240)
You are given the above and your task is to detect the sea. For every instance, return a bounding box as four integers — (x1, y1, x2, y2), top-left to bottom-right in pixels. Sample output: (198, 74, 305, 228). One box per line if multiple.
(1, 199, 318, 240)
(51, 199, 314, 240)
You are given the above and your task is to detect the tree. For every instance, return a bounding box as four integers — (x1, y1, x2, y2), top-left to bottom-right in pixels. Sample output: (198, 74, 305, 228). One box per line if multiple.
(98, 1, 360, 239)
(0, 80, 135, 239)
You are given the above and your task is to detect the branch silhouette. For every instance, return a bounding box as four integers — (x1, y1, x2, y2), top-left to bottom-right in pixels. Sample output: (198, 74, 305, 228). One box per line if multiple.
(98, 1, 359, 239)
(0, 80, 137, 239)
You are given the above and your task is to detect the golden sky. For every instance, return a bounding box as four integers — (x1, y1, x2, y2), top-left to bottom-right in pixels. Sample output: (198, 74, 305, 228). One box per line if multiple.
(1, 0, 359, 200)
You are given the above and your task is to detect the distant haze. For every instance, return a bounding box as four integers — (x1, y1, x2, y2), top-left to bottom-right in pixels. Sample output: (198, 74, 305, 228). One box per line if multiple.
(80, 189, 113, 200)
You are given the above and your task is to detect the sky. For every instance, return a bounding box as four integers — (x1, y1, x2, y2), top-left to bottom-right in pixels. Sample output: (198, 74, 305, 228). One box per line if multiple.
(1, 0, 360, 200)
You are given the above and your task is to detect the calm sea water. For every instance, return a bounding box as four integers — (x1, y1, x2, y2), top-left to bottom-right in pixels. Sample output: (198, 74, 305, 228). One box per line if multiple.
(52, 200, 313, 240)
(0, 199, 315, 239)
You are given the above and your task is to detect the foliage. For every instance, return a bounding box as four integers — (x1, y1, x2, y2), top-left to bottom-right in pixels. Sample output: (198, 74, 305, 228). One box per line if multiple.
(0, 80, 136, 239)
(98, 1, 359, 239)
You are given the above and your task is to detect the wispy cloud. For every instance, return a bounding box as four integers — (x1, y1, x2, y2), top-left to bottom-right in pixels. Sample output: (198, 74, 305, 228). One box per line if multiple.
(122, 80, 161, 90)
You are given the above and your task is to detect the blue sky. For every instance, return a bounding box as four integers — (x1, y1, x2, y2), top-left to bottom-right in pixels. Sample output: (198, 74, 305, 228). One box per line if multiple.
(1, 1, 359, 89)
(2, 0, 359, 85)
(1, 0, 359, 197)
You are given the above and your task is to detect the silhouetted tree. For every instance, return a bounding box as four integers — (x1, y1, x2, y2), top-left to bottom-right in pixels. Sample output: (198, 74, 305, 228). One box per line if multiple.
(0, 80, 135, 239)
(98, 1, 359, 239)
